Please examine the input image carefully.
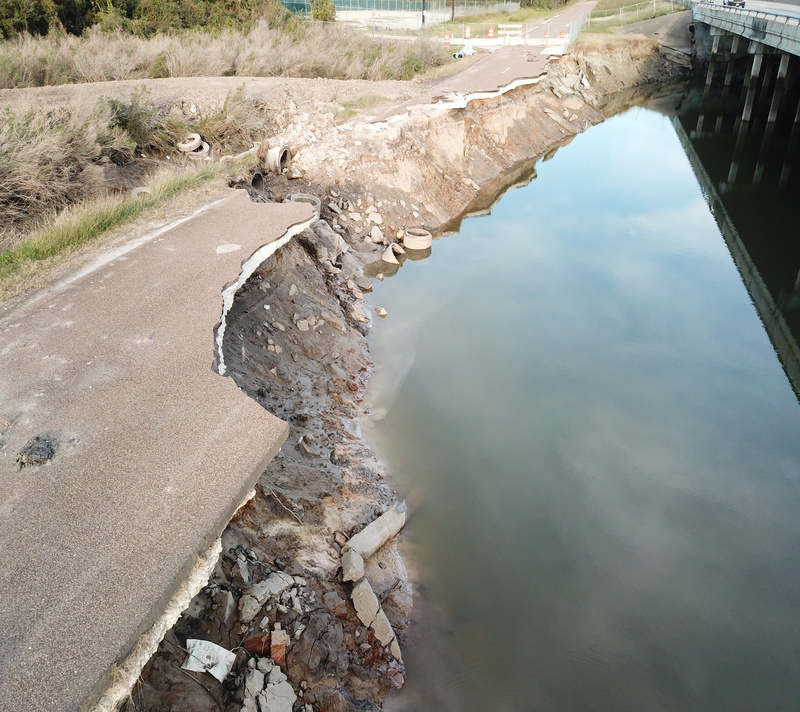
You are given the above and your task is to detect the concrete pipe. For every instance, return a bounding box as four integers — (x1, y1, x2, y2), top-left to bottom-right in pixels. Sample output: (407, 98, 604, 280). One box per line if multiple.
(176, 133, 202, 153)
(188, 141, 211, 160)
(288, 193, 321, 222)
(402, 226, 432, 250)
(266, 146, 292, 173)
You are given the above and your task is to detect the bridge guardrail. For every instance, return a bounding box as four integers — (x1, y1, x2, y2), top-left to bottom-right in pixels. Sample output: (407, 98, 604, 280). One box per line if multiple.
(692, 0, 800, 26)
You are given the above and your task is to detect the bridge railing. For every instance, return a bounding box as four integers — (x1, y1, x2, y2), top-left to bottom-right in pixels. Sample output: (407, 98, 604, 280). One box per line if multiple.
(691, 0, 800, 26)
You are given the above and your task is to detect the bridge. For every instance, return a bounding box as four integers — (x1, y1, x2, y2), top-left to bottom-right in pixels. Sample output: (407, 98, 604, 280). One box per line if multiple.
(690, 1, 800, 125)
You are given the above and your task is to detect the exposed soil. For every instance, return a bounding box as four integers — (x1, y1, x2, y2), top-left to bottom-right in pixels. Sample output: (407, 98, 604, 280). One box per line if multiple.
(96, 40, 690, 712)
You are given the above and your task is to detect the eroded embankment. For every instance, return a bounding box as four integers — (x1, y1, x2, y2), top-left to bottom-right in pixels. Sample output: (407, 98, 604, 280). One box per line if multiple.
(124, 43, 687, 712)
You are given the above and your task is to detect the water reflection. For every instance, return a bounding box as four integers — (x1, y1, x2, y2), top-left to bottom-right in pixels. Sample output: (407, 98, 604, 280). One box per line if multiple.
(365, 84, 800, 712)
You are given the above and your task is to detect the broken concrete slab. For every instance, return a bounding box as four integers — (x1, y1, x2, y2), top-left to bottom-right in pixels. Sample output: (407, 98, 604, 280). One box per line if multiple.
(342, 548, 365, 582)
(344, 501, 407, 560)
(0, 192, 314, 712)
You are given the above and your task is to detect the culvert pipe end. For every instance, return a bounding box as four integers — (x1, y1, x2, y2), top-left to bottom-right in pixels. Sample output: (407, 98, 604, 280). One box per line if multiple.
(288, 193, 321, 222)
(266, 146, 292, 173)
(403, 226, 432, 251)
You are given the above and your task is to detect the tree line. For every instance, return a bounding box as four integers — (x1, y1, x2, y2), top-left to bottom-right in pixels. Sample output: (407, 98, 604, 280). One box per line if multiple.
(0, 0, 293, 38)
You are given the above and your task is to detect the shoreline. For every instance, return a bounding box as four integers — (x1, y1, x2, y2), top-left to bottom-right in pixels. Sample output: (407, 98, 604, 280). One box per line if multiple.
(122, 42, 689, 712)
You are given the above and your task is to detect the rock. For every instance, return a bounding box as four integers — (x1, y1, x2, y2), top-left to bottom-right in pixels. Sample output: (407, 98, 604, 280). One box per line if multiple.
(381, 246, 399, 265)
(322, 591, 349, 618)
(260, 680, 296, 712)
(348, 212, 362, 221)
(271, 623, 290, 668)
(290, 611, 346, 676)
(341, 548, 365, 582)
(350, 581, 403, 662)
(391, 243, 404, 255)
(257, 657, 274, 674)
(245, 668, 265, 698)
(232, 557, 251, 588)
(286, 165, 303, 179)
(296, 319, 310, 332)
(368, 212, 383, 225)
(289, 284, 298, 297)
(248, 572, 295, 604)
(375, 273, 385, 281)
(349, 303, 368, 323)
(243, 698, 259, 712)
(239, 594, 264, 624)
(370, 225, 384, 243)
(268, 667, 287, 684)
(344, 501, 407, 559)
(354, 275, 373, 291)
(375, 306, 388, 319)
(320, 311, 346, 333)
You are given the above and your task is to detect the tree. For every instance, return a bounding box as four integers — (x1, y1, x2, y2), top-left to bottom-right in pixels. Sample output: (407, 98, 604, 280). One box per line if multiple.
(310, 0, 335, 22)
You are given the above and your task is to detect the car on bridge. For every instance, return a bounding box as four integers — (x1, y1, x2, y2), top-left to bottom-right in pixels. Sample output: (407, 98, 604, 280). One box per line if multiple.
(723, 0, 745, 7)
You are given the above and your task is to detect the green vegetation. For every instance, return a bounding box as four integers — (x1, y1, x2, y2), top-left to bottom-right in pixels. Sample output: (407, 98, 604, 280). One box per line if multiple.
(0, 0, 294, 39)
(0, 164, 219, 296)
(310, 0, 336, 22)
(589, 0, 683, 27)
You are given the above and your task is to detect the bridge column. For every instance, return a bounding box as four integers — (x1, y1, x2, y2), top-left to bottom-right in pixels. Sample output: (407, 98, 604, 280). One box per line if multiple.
(768, 54, 791, 123)
(723, 35, 741, 92)
(742, 44, 764, 123)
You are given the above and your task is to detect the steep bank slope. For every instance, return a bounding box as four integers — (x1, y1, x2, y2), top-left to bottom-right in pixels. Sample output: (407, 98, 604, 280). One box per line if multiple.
(123, 40, 687, 712)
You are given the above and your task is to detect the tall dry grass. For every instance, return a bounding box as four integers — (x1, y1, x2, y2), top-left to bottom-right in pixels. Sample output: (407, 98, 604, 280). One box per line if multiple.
(0, 85, 264, 250)
(0, 101, 134, 240)
(0, 20, 450, 88)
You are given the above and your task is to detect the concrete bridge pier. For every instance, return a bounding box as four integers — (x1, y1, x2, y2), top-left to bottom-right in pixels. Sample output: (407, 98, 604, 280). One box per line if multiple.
(768, 53, 792, 122)
(742, 43, 765, 122)
(724, 35, 743, 91)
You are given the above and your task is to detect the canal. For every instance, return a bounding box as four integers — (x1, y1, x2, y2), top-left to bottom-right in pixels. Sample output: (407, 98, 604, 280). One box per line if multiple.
(363, 82, 800, 711)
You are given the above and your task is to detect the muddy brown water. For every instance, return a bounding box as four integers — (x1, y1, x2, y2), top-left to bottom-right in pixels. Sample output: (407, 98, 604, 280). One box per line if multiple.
(363, 83, 800, 711)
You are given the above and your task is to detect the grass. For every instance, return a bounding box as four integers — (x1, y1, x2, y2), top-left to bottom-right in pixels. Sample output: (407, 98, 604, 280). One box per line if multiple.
(0, 164, 221, 297)
(454, 2, 577, 27)
(589, 0, 684, 27)
(0, 19, 451, 88)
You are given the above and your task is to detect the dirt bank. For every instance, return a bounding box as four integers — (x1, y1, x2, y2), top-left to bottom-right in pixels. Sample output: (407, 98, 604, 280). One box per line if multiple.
(121, 40, 687, 712)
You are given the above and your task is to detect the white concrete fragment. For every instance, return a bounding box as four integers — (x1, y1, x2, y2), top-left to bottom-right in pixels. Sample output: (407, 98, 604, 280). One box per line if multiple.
(249, 572, 295, 604)
(381, 246, 400, 265)
(351, 579, 380, 629)
(344, 501, 407, 559)
(349, 303, 369, 323)
(262, 681, 296, 712)
(372, 608, 396, 647)
(342, 548, 365, 582)
(245, 669, 265, 698)
(239, 594, 263, 624)
(350, 579, 402, 662)
(269, 667, 288, 684)
(182, 639, 236, 682)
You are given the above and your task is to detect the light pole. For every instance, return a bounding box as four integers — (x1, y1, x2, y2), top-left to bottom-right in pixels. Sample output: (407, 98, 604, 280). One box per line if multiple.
(422, 0, 426, 26)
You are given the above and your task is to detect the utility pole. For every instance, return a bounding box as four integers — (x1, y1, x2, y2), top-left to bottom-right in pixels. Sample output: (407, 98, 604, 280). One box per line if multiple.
(422, 0, 426, 26)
